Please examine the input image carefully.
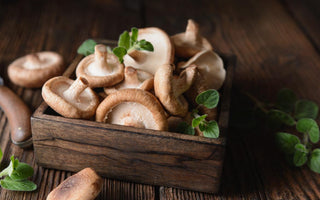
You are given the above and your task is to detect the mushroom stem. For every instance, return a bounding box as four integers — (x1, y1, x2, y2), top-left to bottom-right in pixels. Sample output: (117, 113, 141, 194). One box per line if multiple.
(185, 19, 201, 44)
(128, 49, 147, 63)
(63, 77, 89, 102)
(124, 67, 141, 85)
(94, 44, 113, 73)
(173, 65, 196, 96)
(24, 54, 41, 69)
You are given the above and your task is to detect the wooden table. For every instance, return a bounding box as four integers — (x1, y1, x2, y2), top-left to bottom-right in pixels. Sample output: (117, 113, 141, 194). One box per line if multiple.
(0, 0, 319, 199)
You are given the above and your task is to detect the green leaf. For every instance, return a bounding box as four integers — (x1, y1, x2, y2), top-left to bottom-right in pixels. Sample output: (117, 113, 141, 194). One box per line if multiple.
(295, 100, 319, 120)
(136, 40, 154, 51)
(77, 39, 97, 56)
(295, 143, 308, 153)
(276, 88, 297, 113)
(267, 109, 296, 126)
(192, 114, 207, 128)
(309, 149, 320, 173)
(130, 27, 138, 46)
(176, 122, 195, 136)
(118, 31, 130, 49)
(112, 47, 127, 63)
(10, 163, 34, 181)
(0, 176, 37, 191)
(199, 120, 219, 138)
(275, 132, 300, 154)
(293, 149, 308, 167)
(296, 118, 319, 143)
(196, 89, 220, 109)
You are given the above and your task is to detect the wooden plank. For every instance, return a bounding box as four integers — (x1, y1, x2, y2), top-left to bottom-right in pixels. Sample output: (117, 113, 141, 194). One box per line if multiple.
(144, 0, 320, 199)
(281, 0, 320, 53)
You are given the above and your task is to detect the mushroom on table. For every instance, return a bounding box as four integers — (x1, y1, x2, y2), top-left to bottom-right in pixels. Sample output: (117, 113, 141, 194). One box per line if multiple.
(154, 64, 197, 117)
(104, 66, 154, 95)
(123, 27, 174, 75)
(96, 89, 168, 131)
(46, 168, 103, 200)
(76, 44, 124, 88)
(171, 19, 213, 58)
(42, 76, 99, 119)
(8, 51, 64, 88)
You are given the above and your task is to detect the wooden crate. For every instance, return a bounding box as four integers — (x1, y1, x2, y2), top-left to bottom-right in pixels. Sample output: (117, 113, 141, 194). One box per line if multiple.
(31, 40, 235, 193)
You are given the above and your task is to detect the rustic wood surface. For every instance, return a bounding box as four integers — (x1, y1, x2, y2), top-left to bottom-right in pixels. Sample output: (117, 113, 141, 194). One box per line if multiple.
(0, 0, 319, 199)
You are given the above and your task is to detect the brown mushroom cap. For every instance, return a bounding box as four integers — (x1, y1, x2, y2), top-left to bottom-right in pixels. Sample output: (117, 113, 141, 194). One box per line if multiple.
(8, 51, 64, 88)
(42, 76, 99, 119)
(180, 50, 225, 90)
(123, 27, 174, 75)
(96, 89, 168, 131)
(171, 19, 213, 58)
(154, 64, 196, 117)
(46, 168, 103, 200)
(104, 66, 154, 95)
(76, 44, 124, 88)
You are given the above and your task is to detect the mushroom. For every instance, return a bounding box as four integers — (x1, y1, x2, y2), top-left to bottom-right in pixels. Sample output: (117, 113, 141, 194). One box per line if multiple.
(154, 64, 197, 117)
(179, 50, 225, 90)
(179, 50, 224, 121)
(8, 51, 64, 88)
(171, 19, 213, 58)
(42, 76, 99, 119)
(76, 44, 124, 88)
(46, 168, 103, 200)
(123, 27, 174, 75)
(96, 89, 168, 131)
(104, 66, 154, 95)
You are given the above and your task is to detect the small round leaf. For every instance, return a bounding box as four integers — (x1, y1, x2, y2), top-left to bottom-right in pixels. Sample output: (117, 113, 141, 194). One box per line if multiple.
(268, 109, 296, 126)
(309, 149, 320, 173)
(275, 132, 300, 154)
(295, 100, 319, 120)
(200, 120, 219, 138)
(296, 118, 319, 143)
(196, 89, 219, 109)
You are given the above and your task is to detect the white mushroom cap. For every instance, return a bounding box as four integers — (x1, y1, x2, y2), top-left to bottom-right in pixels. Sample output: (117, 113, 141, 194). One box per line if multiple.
(46, 168, 103, 200)
(8, 51, 64, 88)
(96, 89, 168, 131)
(154, 64, 196, 117)
(104, 66, 154, 95)
(123, 27, 174, 75)
(171, 19, 213, 58)
(42, 76, 99, 119)
(179, 50, 225, 90)
(76, 44, 124, 88)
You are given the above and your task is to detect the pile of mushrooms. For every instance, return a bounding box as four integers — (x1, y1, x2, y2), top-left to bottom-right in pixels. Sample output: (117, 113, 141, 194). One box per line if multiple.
(42, 19, 226, 136)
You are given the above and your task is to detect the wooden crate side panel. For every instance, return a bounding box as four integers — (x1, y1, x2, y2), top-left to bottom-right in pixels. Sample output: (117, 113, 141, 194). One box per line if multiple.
(32, 117, 225, 193)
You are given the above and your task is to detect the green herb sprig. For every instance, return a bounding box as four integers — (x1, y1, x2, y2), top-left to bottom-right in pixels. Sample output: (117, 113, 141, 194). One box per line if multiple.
(0, 148, 37, 191)
(177, 89, 220, 138)
(77, 28, 154, 63)
(248, 88, 320, 173)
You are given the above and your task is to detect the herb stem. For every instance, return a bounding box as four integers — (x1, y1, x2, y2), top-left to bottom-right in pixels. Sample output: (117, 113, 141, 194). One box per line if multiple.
(243, 91, 269, 113)
(303, 133, 309, 146)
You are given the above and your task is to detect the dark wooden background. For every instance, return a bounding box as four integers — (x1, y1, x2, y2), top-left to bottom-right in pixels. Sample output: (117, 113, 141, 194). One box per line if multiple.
(0, 0, 319, 199)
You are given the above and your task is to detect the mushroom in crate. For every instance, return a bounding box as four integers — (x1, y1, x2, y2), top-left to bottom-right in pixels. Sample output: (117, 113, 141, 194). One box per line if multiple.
(154, 64, 197, 117)
(8, 51, 64, 88)
(76, 44, 124, 88)
(42, 76, 99, 119)
(179, 50, 226, 121)
(123, 27, 174, 75)
(171, 19, 213, 58)
(96, 89, 168, 131)
(104, 66, 154, 95)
